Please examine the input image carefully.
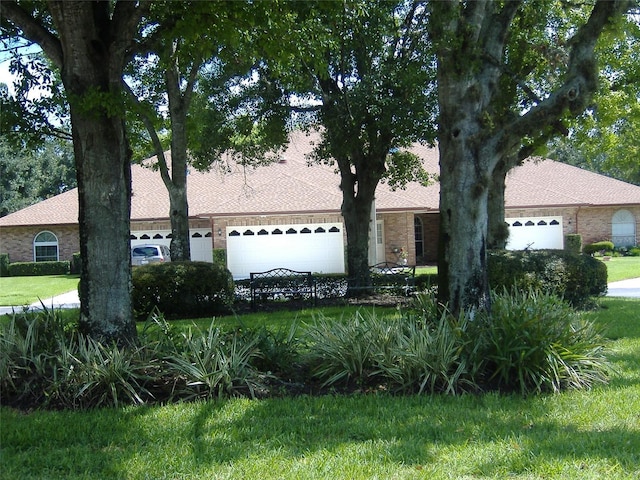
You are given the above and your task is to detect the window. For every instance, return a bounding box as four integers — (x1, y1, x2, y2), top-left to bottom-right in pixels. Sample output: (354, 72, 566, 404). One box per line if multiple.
(612, 209, 636, 247)
(414, 217, 424, 258)
(34, 231, 59, 262)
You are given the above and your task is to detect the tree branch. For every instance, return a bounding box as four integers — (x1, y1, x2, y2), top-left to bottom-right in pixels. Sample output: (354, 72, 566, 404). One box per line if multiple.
(508, 0, 632, 140)
(1, 1, 63, 67)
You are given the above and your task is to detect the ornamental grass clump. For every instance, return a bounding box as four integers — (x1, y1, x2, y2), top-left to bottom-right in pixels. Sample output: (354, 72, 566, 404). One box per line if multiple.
(163, 321, 264, 400)
(306, 301, 476, 394)
(0, 309, 154, 409)
(471, 288, 611, 395)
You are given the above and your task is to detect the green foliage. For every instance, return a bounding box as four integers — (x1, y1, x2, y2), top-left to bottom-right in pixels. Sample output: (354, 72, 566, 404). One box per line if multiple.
(164, 321, 263, 400)
(8, 261, 70, 277)
(132, 261, 234, 319)
(470, 289, 611, 395)
(564, 234, 582, 254)
(0, 137, 75, 216)
(548, 16, 640, 186)
(212, 248, 226, 268)
(414, 272, 438, 292)
(306, 307, 474, 394)
(70, 252, 82, 275)
(487, 250, 607, 307)
(0, 253, 9, 276)
(232, 322, 302, 377)
(0, 290, 616, 410)
(583, 241, 615, 255)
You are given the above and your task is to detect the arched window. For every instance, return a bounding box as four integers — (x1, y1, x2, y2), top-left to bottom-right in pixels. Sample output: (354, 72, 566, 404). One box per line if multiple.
(34, 231, 59, 262)
(612, 209, 636, 247)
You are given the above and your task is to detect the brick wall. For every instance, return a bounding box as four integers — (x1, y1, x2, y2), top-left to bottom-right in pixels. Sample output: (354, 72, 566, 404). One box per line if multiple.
(380, 212, 415, 263)
(0, 225, 80, 263)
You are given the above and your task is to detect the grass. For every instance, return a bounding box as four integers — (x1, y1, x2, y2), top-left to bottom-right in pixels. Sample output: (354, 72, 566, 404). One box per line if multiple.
(1, 297, 639, 479)
(602, 256, 640, 282)
(0, 274, 80, 306)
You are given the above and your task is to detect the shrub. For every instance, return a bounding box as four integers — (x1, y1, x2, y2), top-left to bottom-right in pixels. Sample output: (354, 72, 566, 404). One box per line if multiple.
(487, 249, 607, 308)
(70, 252, 82, 274)
(414, 272, 438, 292)
(469, 289, 611, 395)
(313, 274, 348, 299)
(212, 248, 226, 268)
(232, 322, 302, 376)
(564, 234, 582, 254)
(132, 261, 234, 319)
(0, 253, 9, 276)
(8, 261, 70, 276)
(583, 241, 614, 255)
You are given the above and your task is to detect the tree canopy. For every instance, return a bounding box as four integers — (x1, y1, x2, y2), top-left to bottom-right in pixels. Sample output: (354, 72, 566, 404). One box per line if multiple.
(549, 11, 640, 185)
(254, 0, 437, 293)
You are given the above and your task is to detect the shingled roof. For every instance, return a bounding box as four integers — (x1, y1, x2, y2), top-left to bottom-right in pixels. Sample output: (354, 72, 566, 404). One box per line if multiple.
(2, 130, 640, 228)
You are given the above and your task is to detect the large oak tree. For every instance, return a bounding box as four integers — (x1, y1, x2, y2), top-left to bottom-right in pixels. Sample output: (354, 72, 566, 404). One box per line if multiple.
(428, 0, 631, 314)
(2, 1, 150, 344)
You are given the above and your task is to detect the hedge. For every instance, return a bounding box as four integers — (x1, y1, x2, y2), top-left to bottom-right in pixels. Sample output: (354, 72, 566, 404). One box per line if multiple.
(7, 261, 71, 277)
(564, 234, 582, 254)
(487, 249, 607, 307)
(583, 241, 615, 255)
(132, 261, 235, 319)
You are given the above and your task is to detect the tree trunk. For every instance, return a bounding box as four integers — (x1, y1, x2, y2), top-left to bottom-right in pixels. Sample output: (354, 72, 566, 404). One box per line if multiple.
(487, 158, 509, 250)
(437, 138, 493, 315)
(48, 2, 142, 344)
(164, 56, 195, 262)
(339, 168, 376, 296)
(71, 109, 135, 344)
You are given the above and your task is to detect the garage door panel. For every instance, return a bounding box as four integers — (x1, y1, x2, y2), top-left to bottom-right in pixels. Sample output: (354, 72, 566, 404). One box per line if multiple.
(227, 223, 345, 279)
(505, 216, 563, 250)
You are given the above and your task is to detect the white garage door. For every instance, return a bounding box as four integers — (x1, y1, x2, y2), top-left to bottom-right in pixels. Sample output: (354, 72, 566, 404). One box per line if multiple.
(226, 222, 346, 279)
(130, 229, 213, 262)
(505, 216, 563, 250)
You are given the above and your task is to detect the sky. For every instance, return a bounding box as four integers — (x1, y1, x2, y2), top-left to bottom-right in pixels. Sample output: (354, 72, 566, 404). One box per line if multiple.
(0, 56, 15, 93)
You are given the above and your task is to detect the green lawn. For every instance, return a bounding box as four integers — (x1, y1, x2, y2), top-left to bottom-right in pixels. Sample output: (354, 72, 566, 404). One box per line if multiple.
(0, 275, 80, 306)
(1, 297, 638, 479)
(602, 256, 640, 282)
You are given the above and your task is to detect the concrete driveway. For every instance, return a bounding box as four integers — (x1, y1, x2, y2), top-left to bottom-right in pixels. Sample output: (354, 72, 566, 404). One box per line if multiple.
(606, 277, 640, 298)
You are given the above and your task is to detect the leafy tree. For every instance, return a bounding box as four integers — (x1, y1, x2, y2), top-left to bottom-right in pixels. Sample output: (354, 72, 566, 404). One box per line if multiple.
(125, 1, 290, 261)
(428, 0, 631, 314)
(0, 46, 72, 149)
(2, 0, 151, 344)
(0, 136, 76, 216)
(259, 0, 436, 295)
(548, 13, 640, 186)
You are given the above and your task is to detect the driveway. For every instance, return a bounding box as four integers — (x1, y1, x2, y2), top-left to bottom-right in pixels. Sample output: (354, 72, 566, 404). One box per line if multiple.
(606, 277, 640, 298)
